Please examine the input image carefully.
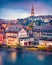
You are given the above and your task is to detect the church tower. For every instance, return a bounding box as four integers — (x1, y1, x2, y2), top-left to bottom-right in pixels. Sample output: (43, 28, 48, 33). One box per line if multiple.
(31, 5, 34, 16)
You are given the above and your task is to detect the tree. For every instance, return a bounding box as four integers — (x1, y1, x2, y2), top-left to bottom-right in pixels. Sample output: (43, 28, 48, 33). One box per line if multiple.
(28, 22, 33, 29)
(36, 20, 43, 26)
(49, 20, 52, 25)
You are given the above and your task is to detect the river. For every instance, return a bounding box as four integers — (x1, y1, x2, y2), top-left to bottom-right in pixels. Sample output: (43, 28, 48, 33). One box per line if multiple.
(0, 49, 52, 65)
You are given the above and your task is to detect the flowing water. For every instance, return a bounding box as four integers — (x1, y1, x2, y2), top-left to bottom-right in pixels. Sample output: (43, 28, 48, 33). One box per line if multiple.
(0, 49, 52, 65)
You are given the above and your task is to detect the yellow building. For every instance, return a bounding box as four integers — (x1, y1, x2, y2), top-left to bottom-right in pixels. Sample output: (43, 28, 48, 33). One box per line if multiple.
(0, 34, 3, 44)
(6, 33, 19, 47)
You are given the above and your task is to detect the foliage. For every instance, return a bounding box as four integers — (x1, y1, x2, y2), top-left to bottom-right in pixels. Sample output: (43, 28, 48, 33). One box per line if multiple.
(0, 44, 2, 48)
(17, 43, 21, 47)
(38, 45, 46, 51)
(26, 48, 37, 51)
(46, 45, 52, 52)
(49, 20, 52, 25)
(28, 22, 33, 29)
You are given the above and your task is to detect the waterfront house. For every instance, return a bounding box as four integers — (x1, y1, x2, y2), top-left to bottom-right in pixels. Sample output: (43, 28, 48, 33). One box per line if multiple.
(5, 24, 34, 46)
(18, 29, 29, 38)
(5, 24, 21, 46)
(19, 37, 34, 46)
(6, 33, 19, 46)
(0, 34, 4, 44)
(0, 25, 4, 44)
(39, 39, 52, 47)
(18, 29, 34, 46)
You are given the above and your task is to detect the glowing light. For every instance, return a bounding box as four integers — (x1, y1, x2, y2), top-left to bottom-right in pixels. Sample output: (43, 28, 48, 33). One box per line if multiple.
(8, 52, 17, 62)
(0, 34, 3, 44)
(0, 54, 3, 65)
(11, 52, 17, 62)
(38, 54, 45, 61)
(2, 24, 7, 28)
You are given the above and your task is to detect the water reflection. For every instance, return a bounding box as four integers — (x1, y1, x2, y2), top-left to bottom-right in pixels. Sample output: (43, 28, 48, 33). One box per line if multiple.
(7, 50, 23, 63)
(11, 52, 17, 62)
(17, 50, 23, 58)
(7, 51, 17, 63)
(37, 54, 45, 61)
(0, 50, 52, 65)
(0, 53, 3, 65)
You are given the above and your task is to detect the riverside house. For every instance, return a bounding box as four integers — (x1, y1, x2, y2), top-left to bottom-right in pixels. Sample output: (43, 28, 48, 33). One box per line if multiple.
(18, 29, 34, 46)
(5, 24, 34, 46)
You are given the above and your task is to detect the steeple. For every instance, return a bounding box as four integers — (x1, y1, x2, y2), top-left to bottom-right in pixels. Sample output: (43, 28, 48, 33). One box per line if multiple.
(31, 5, 34, 16)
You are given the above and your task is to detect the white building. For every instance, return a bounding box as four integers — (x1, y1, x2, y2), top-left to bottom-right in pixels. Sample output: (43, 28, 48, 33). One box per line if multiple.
(18, 29, 29, 38)
(18, 29, 34, 46)
(19, 37, 34, 46)
(39, 40, 52, 47)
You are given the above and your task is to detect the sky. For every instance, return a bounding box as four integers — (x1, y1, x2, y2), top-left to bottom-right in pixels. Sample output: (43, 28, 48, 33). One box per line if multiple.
(0, 0, 52, 20)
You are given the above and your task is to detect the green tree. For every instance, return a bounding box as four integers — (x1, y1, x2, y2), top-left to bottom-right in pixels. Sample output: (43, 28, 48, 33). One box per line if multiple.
(28, 22, 33, 29)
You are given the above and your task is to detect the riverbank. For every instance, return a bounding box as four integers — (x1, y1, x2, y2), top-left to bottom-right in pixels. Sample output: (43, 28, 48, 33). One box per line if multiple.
(0, 46, 52, 52)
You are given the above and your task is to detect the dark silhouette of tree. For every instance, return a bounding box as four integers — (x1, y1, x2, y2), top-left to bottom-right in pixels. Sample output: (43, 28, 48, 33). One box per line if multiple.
(49, 20, 52, 25)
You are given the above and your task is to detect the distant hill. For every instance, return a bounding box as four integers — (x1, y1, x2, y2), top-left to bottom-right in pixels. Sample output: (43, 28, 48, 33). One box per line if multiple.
(0, 15, 52, 26)
(17, 15, 52, 26)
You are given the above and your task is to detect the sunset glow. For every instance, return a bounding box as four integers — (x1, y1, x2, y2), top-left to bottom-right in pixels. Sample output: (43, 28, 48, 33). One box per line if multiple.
(0, 0, 52, 19)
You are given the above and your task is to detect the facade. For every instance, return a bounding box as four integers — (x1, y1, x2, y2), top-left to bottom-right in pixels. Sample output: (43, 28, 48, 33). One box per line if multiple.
(5, 24, 20, 46)
(18, 29, 29, 38)
(33, 24, 52, 40)
(0, 34, 4, 44)
(0, 25, 4, 44)
(19, 37, 34, 46)
(5, 24, 34, 46)
(39, 40, 52, 46)
(18, 29, 34, 46)
(6, 33, 19, 46)
(5, 24, 19, 46)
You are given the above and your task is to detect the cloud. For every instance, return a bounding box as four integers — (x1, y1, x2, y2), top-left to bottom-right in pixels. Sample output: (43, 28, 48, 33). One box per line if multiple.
(0, 8, 30, 20)
(0, 1, 52, 19)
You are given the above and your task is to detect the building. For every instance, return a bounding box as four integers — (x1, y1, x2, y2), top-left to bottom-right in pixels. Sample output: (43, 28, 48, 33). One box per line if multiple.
(18, 29, 29, 38)
(33, 23, 52, 40)
(6, 33, 19, 46)
(0, 34, 4, 44)
(18, 29, 34, 46)
(5, 24, 20, 46)
(5, 24, 34, 46)
(39, 40, 52, 47)
(19, 37, 34, 46)
(0, 25, 4, 44)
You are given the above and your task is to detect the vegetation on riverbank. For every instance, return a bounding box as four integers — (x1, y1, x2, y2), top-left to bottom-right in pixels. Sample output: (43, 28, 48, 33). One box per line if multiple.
(0, 44, 52, 52)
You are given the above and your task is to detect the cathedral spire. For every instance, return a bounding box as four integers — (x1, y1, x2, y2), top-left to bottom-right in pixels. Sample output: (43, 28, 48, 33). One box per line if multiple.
(31, 5, 34, 16)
